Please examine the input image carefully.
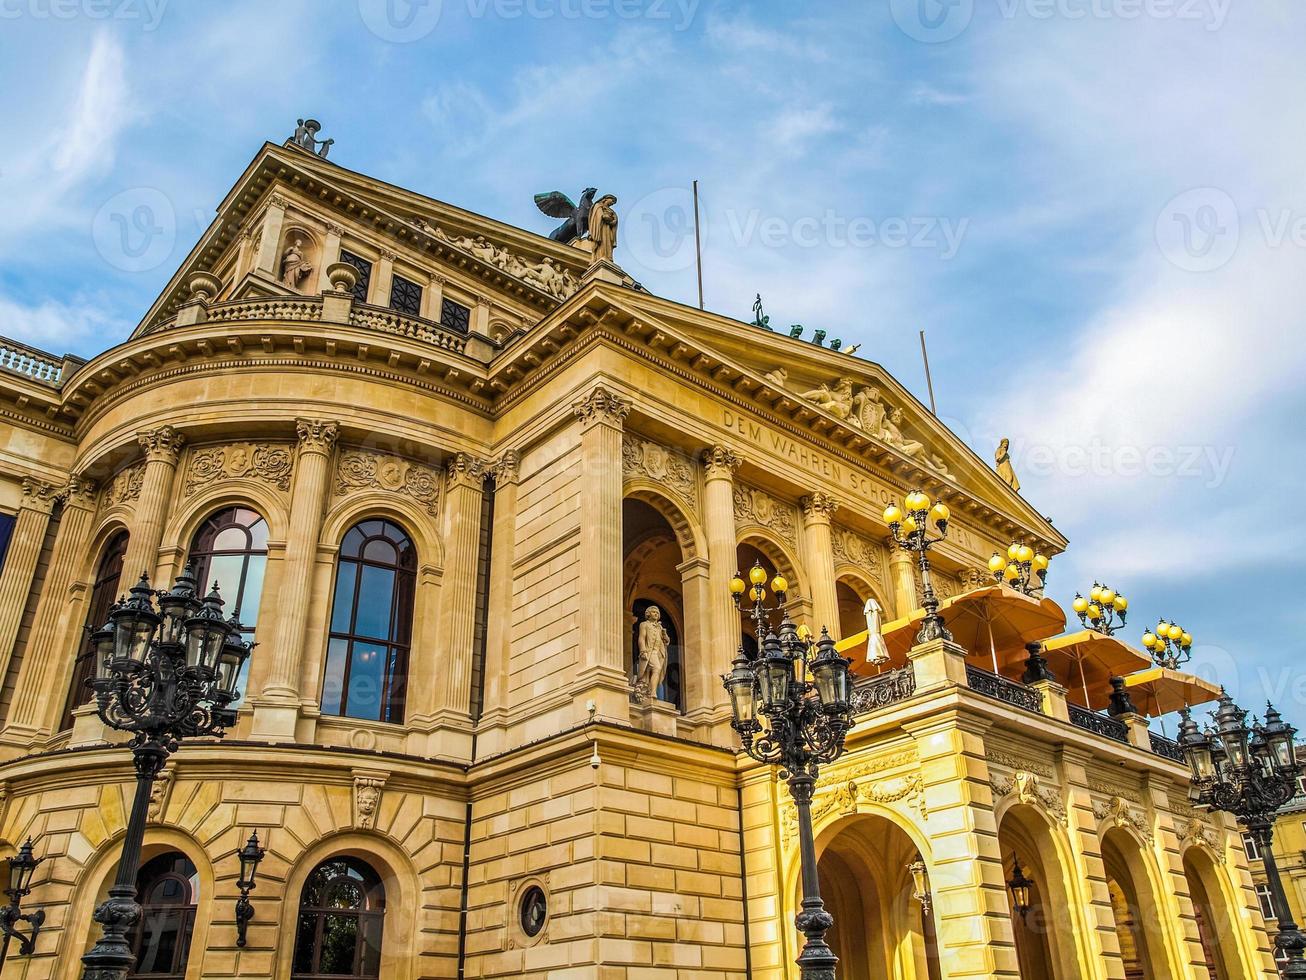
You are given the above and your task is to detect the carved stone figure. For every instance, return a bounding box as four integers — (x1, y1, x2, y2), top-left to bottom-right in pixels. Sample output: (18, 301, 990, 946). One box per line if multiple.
(881, 408, 926, 459)
(996, 437, 1021, 492)
(850, 385, 888, 434)
(433, 225, 581, 299)
(291, 118, 333, 157)
(633, 606, 670, 703)
(534, 187, 598, 243)
(280, 236, 314, 288)
(799, 377, 854, 420)
(764, 367, 788, 388)
(589, 194, 619, 262)
(863, 597, 892, 667)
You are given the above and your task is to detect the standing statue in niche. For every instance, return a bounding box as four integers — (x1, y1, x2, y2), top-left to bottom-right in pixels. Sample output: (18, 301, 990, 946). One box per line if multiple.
(633, 606, 670, 703)
(280, 236, 314, 289)
(533, 187, 598, 243)
(589, 194, 619, 262)
(995, 437, 1021, 492)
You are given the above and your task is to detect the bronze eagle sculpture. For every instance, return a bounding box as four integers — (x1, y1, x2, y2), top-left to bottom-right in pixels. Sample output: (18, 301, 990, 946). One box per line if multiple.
(533, 187, 598, 243)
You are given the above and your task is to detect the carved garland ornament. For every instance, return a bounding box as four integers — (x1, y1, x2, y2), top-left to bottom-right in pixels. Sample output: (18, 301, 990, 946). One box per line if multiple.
(335, 451, 442, 515)
(733, 485, 797, 542)
(989, 770, 1068, 825)
(185, 443, 294, 497)
(622, 435, 697, 505)
(782, 772, 926, 836)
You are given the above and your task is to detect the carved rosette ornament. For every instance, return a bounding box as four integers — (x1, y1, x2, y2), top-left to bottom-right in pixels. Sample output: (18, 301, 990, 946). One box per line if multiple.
(296, 418, 340, 456)
(185, 444, 294, 497)
(445, 453, 486, 492)
(489, 451, 520, 488)
(20, 476, 59, 514)
(700, 445, 741, 480)
(335, 451, 442, 515)
(138, 425, 186, 464)
(733, 485, 797, 542)
(573, 386, 631, 430)
(352, 771, 388, 830)
(622, 436, 696, 504)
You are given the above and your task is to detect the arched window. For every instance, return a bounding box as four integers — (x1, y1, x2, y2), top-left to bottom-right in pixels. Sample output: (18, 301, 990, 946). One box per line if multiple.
(188, 507, 268, 705)
(322, 520, 415, 723)
(61, 530, 129, 731)
(127, 851, 198, 979)
(292, 856, 386, 979)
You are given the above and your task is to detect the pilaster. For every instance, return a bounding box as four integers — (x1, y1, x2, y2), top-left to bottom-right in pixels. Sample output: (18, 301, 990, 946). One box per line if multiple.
(0, 478, 58, 678)
(476, 451, 519, 757)
(799, 492, 840, 638)
(421, 273, 446, 323)
(250, 418, 338, 742)
(315, 222, 344, 294)
(120, 425, 185, 583)
(254, 193, 288, 276)
(372, 249, 396, 307)
(1056, 745, 1120, 980)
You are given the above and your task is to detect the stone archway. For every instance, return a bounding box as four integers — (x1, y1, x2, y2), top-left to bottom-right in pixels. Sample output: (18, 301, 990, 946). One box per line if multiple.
(735, 537, 804, 655)
(1101, 827, 1177, 980)
(1182, 846, 1245, 980)
(622, 497, 687, 710)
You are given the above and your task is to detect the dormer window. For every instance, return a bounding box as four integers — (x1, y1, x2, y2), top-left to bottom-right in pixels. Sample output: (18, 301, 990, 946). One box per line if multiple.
(339, 250, 372, 305)
(441, 298, 471, 334)
(389, 274, 422, 317)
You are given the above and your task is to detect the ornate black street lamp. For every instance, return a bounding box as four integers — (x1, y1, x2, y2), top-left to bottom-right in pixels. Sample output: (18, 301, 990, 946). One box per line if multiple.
(988, 542, 1049, 596)
(0, 837, 45, 959)
(1141, 618, 1193, 669)
(882, 490, 952, 644)
(234, 830, 266, 948)
(1071, 582, 1129, 635)
(80, 563, 252, 980)
(724, 563, 854, 980)
(1006, 854, 1033, 921)
(1179, 694, 1305, 977)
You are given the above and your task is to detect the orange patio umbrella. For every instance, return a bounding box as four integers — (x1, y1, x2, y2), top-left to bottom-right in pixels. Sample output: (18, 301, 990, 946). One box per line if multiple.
(1040, 630, 1154, 710)
(837, 584, 1066, 677)
(1120, 666, 1221, 717)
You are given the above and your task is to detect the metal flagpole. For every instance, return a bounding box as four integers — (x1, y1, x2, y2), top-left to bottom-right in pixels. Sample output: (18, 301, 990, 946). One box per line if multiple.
(919, 330, 938, 415)
(693, 180, 704, 310)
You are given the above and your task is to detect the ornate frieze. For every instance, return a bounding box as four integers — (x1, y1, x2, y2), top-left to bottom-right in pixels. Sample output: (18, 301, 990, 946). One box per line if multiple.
(106, 465, 144, 505)
(830, 526, 883, 573)
(782, 771, 926, 835)
(138, 425, 186, 464)
(185, 443, 294, 497)
(573, 385, 631, 429)
(700, 445, 741, 479)
(20, 477, 59, 514)
(733, 485, 796, 542)
(985, 749, 1054, 778)
(622, 436, 696, 505)
(334, 450, 442, 515)
(415, 221, 582, 301)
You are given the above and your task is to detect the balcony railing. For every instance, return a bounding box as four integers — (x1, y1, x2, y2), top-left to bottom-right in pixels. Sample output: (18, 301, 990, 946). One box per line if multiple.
(965, 664, 1044, 714)
(850, 667, 916, 714)
(0, 338, 77, 387)
(1149, 731, 1185, 762)
(1069, 704, 1129, 743)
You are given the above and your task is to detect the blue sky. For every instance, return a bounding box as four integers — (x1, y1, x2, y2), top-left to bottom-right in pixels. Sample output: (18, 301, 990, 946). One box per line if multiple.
(2, 0, 1303, 730)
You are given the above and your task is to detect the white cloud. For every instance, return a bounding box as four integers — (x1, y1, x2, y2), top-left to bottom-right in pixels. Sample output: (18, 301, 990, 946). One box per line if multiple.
(0, 294, 125, 355)
(51, 32, 134, 179)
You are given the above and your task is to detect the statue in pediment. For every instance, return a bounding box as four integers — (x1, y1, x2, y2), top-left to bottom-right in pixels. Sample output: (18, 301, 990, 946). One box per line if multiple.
(850, 385, 888, 434)
(534, 187, 598, 243)
(800, 377, 854, 420)
(881, 407, 926, 460)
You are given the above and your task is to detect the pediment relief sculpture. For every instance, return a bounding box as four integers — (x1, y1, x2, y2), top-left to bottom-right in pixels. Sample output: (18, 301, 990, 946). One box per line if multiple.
(410, 220, 582, 301)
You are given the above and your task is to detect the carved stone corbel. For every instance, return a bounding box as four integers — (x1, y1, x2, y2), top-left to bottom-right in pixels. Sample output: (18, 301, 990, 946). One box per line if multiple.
(352, 770, 389, 830)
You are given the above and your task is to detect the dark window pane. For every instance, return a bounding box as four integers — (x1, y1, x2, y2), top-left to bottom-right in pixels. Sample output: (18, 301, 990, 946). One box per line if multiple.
(0, 512, 15, 573)
(345, 643, 386, 721)
(62, 530, 129, 731)
(360, 916, 384, 974)
(440, 298, 471, 333)
(294, 858, 385, 979)
(389, 274, 422, 316)
(354, 566, 395, 641)
(321, 638, 349, 716)
(293, 915, 317, 973)
(362, 537, 397, 564)
(340, 250, 372, 305)
(128, 852, 196, 978)
(319, 914, 361, 973)
(330, 563, 358, 634)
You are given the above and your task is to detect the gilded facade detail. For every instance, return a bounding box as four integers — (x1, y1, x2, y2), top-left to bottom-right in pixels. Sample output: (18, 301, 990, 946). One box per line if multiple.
(335, 450, 442, 515)
(184, 442, 294, 496)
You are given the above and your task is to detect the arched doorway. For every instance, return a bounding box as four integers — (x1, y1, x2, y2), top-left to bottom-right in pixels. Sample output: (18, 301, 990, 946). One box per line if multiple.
(837, 580, 868, 641)
(998, 804, 1084, 980)
(127, 851, 199, 979)
(815, 814, 940, 980)
(292, 856, 386, 978)
(1182, 847, 1241, 980)
(622, 498, 686, 709)
(1101, 828, 1175, 980)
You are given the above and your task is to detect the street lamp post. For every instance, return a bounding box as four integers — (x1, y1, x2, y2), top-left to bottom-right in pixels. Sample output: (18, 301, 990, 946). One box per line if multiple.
(1179, 694, 1305, 977)
(0, 837, 45, 960)
(1141, 618, 1193, 669)
(988, 542, 1049, 596)
(80, 563, 252, 980)
(723, 563, 854, 980)
(1071, 582, 1128, 635)
(882, 490, 952, 644)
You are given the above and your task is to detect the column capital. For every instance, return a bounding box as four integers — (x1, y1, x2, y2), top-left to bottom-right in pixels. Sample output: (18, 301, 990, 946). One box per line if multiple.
(446, 452, 487, 491)
(60, 474, 98, 510)
(138, 425, 186, 464)
(800, 492, 839, 523)
(573, 384, 631, 431)
(700, 445, 741, 479)
(295, 418, 340, 456)
(268, 192, 290, 212)
(20, 477, 59, 515)
(324, 222, 345, 237)
(489, 450, 520, 488)
(378, 249, 399, 263)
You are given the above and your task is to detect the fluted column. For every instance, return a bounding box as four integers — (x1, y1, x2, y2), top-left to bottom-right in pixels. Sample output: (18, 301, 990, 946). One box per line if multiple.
(889, 546, 918, 620)
(574, 385, 631, 720)
(254, 193, 288, 276)
(701, 445, 741, 715)
(120, 425, 185, 583)
(0, 479, 58, 674)
(477, 451, 519, 756)
(3, 477, 98, 739)
(424, 454, 485, 737)
(799, 492, 841, 638)
(251, 418, 338, 742)
(314, 222, 344, 294)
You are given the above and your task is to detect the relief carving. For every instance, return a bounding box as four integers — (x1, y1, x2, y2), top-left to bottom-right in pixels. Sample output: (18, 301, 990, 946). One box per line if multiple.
(417, 222, 582, 301)
(990, 769, 1067, 825)
(107, 464, 144, 505)
(1093, 795, 1153, 842)
(335, 451, 441, 515)
(733, 485, 796, 542)
(782, 771, 925, 836)
(574, 385, 631, 428)
(831, 526, 883, 573)
(352, 771, 388, 830)
(20, 477, 59, 514)
(148, 768, 174, 823)
(622, 436, 696, 504)
(185, 443, 294, 497)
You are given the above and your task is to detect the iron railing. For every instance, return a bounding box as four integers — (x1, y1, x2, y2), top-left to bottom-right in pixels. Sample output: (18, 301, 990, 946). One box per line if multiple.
(964, 664, 1043, 714)
(850, 667, 917, 714)
(1150, 731, 1185, 762)
(1069, 704, 1129, 743)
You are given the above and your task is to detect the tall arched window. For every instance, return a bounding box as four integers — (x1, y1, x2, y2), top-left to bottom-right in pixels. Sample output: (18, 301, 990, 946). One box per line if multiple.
(127, 851, 198, 979)
(188, 507, 268, 705)
(322, 520, 415, 723)
(292, 857, 385, 979)
(61, 530, 129, 731)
